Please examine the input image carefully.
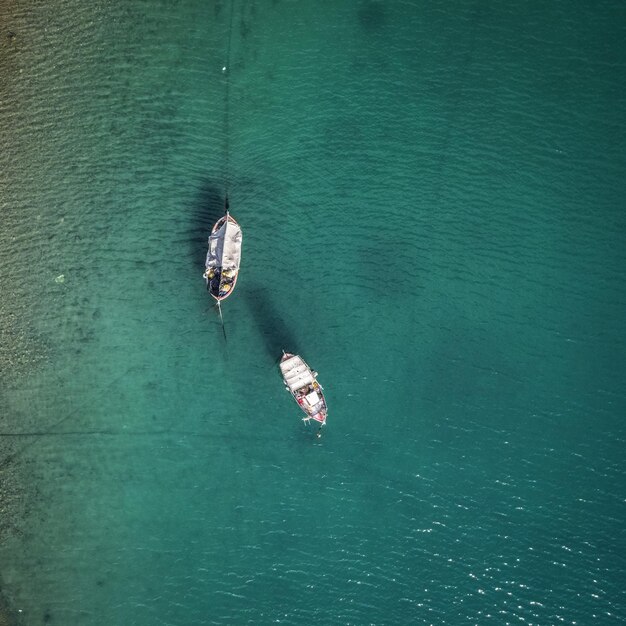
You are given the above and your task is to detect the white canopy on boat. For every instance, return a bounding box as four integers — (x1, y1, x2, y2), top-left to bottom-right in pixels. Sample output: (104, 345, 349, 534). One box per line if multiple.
(305, 391, 320, 406)
(206, 217, 242, 270)
(280, 355, 314, 392)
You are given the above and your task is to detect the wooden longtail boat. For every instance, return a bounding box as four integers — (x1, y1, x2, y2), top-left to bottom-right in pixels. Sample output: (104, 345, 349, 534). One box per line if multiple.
(203, 211, 242, 302)
(280, 351, 327, 427)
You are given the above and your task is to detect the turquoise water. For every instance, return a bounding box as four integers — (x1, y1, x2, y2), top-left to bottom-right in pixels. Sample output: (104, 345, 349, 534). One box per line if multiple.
(1, 1, 626, 624)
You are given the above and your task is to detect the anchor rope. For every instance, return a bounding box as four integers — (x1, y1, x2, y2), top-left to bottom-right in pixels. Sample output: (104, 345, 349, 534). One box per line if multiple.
(223, 0, 236, 203)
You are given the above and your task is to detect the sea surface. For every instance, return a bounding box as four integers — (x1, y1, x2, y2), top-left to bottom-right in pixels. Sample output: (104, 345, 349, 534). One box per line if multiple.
(1, 1, 625, 624)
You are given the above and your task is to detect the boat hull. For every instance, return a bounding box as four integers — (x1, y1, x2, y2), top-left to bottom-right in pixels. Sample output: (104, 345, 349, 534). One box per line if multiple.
(280, 352, 327, 425)
(204, 213, 242, 301)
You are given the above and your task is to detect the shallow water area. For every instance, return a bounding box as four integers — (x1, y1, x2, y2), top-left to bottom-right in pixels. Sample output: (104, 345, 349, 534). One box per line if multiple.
(1, 1, 626, 624)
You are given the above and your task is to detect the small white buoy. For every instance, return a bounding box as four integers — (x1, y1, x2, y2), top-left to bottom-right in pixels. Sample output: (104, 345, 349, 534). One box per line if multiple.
(55, 274, 65, 284)
(222, 66, 226, 72)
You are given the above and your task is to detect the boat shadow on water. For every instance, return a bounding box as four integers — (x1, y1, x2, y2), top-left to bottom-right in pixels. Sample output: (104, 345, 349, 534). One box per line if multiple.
(243, 287, 301, 365)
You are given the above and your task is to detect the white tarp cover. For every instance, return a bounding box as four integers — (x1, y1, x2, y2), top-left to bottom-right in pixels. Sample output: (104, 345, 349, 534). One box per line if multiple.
(206, 218, 242, 270)
(305, 391, 320, 406)
(280, 355, 314, 392)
